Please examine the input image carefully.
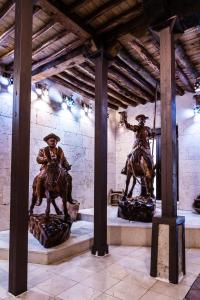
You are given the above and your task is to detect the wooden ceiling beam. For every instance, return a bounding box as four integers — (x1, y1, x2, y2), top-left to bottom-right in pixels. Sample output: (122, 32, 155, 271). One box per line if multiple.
(129, 37, 186, 95)
(36, 0, 94, 39)
(114, 57, 155, 96)
(78, 62, 140, 106)
(67, 0, 91, 13)
(0, 6, 40, 44)
(32, 38, 81, 70)
(97, 3, 143, 34)
(32, 45, 85, 81)
(84, 0, 122, 24)
(118, 48, 158, 90)
(0, 0, 15, 20)
(149, 31, 192, 94)
(63, 70, 128, 109)
(32, 19, 55, 40)
(52, 74, 118, 110)
(68, 66, 137, 107)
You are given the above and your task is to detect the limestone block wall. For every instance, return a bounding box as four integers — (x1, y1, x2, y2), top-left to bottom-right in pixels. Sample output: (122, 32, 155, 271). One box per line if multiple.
(0, 80, 117, 223)
(116, 92, 200, 210)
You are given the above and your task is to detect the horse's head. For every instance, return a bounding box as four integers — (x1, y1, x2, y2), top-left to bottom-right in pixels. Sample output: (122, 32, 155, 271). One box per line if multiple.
(46, 160, 61, 190)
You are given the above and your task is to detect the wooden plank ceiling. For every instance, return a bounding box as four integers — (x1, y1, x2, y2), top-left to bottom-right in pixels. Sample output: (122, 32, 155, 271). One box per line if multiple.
(0, 0, 200, 110)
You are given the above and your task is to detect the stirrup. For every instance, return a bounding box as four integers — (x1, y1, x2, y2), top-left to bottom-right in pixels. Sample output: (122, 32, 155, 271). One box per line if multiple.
(36, 198, 42, 206)
(121, 168, 127, 175)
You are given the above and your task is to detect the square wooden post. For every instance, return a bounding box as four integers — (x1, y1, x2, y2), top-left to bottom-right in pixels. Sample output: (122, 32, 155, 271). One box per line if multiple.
(9, 0, 33, 295)
(91, 50, 109, 256)
(150, 22, 185, 283)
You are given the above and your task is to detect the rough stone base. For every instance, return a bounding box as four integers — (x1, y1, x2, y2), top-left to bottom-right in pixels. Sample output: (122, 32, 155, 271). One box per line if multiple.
(29, 214, 71, 248)
(118, 197, 156, 222)
(150, 216, 185, 284)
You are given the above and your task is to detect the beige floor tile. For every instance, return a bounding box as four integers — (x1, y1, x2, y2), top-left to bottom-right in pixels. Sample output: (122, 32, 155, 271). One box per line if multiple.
(0, 286, 8, 299)
(122, 269, 156, 289)
(150, 280, 190, 300)
(61, 265, 95, 282)
(106, 280, 147, 300)
(81, 272, 120, 292)
(110, 246, 139, 257)
(57, 283, 101, 300)
(186, 262, 200, 275)
(140, 290, 178, 300)
(35, 274, 77, 296)
(97, 263, 130, 280)
(118, 257, 150, 274)
(78, 257, 112, 272)
(16, 290, 55, 300)
(94, 294, 119, 300)
(180, 272, 197, 287)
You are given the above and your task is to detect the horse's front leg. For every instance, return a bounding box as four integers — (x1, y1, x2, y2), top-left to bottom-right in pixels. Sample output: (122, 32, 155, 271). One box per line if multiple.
(29, 192, 37, 215)
(45, 192, 51, 218)
(52, 198, 62, 215)
(127, 176, 136, 198)
(123, 172, 131, 200)
(62, 194, 71, 223)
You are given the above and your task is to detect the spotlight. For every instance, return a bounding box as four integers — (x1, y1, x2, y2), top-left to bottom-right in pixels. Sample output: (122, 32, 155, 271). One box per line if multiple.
(194, 78, 200, 94)
(35, 83, 43, 96)
(66, 95, 74, 108)
(193, 95, 200, 115)
(88, 103, 93, 114)
(8, 76, 14, 94)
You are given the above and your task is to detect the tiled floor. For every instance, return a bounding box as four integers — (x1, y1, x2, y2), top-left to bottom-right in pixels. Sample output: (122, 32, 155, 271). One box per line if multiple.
(0, 246, 199, 300)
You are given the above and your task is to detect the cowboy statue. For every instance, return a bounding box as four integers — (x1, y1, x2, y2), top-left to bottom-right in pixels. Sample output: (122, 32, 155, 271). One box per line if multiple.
(121, 113, 154, 175)
(35, 133, 74, 206)
(120, 112, 155, 200)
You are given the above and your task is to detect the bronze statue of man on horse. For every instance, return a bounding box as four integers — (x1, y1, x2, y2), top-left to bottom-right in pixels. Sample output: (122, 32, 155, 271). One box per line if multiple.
(29, 133, 75, 220)
(120, 112, 155, 199)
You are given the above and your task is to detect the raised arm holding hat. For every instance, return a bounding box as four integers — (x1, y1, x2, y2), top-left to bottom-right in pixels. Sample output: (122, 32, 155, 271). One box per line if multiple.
(121, 114, 154, 175)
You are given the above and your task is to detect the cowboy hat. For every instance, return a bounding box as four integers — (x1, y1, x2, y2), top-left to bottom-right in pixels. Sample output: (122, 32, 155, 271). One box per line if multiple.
(43, 133, 60, 142)
(135, 114, 149, 121)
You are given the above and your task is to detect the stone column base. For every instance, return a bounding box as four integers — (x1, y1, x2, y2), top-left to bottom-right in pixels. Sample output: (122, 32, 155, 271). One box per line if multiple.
(150, 216, 185, 284)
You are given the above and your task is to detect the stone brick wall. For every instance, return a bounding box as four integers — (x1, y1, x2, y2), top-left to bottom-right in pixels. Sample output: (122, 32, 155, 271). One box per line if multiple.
(116, 92, 200, 210)
(0, 81, 117, 228)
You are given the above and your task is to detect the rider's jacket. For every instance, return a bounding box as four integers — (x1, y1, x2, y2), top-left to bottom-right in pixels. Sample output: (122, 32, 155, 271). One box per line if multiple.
(37, 146, 70, 172)
(125, 123, 153, 150)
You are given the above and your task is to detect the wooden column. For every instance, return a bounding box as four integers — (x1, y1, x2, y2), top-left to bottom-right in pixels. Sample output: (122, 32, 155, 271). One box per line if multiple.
(150, 21, 185, 284)
(9, 0, 33, 295)
(91, 50, 109, 256)
(160, 25, 177, 217)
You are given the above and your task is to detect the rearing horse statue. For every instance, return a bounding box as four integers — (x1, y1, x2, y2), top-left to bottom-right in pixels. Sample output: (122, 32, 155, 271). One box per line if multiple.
(120, 112, 155, 199)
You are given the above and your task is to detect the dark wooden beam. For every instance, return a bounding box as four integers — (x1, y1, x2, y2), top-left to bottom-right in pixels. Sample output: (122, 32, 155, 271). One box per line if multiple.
(160, 26, 177, 217)
(78, 62, 139, 106)
(9, 0, 33, 295)
(36, 0, 94, 39)
(67, 0, 91, 13)
(114, 57, 155, 96)
(63, 70, 127, 108)
(32, 38, 81, 70)
(32, 45, 85, 81)
(85, 0, 122, 24)
(0, 0, 15, 20)
(51, 74, 118, 110)
(0, 6, 40, 44)
(68, 67, 136, 107)
(149, 31, 192, 93)
(118, 48, 159, 90)
(92, 50, 109, 256)
(109, 67, 150, 103)
(32, 19, 55, 40)
(97, 3, 143, 34)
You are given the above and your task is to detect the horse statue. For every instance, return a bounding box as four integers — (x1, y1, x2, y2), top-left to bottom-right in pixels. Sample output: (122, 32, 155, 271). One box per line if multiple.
(123, 150, 156, 200)
(29, 160, 71, 221)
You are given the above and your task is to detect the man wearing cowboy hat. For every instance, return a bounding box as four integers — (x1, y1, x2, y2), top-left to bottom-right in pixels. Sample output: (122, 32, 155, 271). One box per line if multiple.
(36, 133, 73, 205)
(121, 114, 154, 174)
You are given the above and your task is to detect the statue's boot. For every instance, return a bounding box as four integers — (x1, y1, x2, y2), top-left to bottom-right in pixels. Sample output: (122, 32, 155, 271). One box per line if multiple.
(35, 177, 43, 206)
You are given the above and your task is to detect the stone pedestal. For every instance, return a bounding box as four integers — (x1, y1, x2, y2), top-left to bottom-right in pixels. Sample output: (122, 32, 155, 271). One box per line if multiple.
(150, 216, 185, 283)
(29, 214, 72, 248)
(118, 197, 156, 222)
